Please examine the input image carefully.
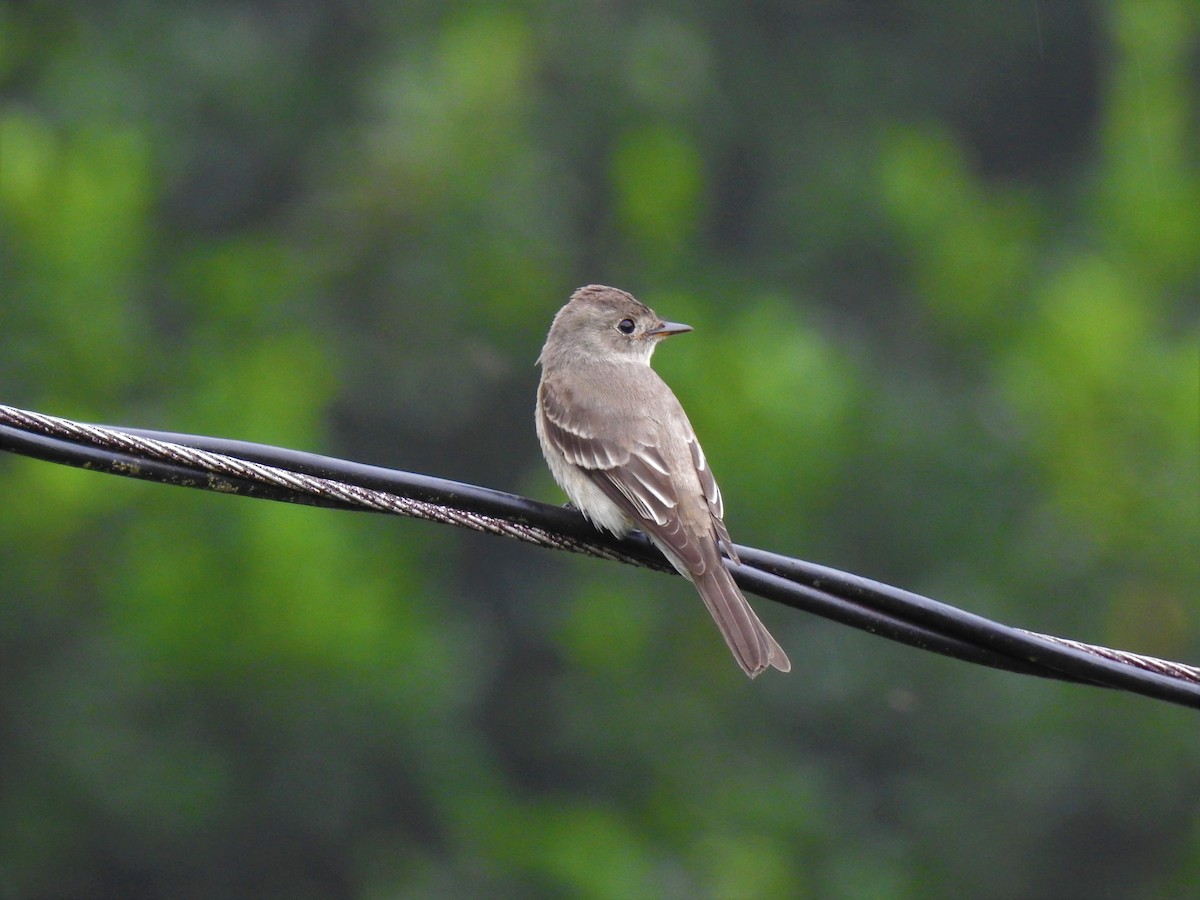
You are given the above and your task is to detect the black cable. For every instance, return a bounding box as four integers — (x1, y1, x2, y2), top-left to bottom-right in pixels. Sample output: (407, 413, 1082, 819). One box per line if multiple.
(1, 405, 1197, 709)
(730, 564, 1078, 682)
(745, 550, 1200, 706)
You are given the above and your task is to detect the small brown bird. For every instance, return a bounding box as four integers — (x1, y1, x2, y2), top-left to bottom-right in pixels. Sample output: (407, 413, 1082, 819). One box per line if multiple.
(536, 285, 790, 677)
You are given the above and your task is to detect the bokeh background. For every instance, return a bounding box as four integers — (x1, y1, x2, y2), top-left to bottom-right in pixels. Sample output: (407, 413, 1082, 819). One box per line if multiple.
(2, 2, 1198, 897)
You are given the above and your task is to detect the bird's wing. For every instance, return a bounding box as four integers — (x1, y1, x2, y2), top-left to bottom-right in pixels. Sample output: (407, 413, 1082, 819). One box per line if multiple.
(541, 375, 786, 677)
(688, 434, 738, 563)
(539, 378, 710, 575)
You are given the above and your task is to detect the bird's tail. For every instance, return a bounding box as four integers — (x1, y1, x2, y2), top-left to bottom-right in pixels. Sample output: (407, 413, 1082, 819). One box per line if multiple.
(693, 565, 791, 678)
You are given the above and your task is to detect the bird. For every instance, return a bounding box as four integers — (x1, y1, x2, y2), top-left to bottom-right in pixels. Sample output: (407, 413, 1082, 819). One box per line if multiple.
(535, 284, 790, 677)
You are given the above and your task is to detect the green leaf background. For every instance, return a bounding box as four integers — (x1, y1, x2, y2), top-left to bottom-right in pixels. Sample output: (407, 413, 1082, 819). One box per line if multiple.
(2, 2, 1197, 897)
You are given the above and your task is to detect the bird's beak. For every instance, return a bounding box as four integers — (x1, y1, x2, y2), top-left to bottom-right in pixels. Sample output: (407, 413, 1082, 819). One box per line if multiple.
(647, 321, 693, 338)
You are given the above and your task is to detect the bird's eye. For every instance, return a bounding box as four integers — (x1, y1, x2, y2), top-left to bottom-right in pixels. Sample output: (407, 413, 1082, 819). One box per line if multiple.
(617, 318, 636, 334)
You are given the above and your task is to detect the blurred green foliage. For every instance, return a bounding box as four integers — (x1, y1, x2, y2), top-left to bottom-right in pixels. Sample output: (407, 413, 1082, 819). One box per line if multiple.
(2, 2, 1197, 897)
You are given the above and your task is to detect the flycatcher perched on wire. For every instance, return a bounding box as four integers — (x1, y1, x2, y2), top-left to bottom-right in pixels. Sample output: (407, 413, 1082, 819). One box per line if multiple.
(536, 285, 790, 677)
